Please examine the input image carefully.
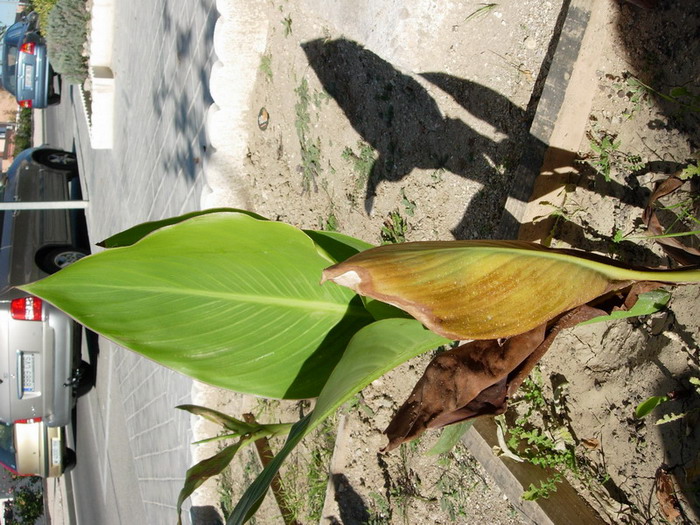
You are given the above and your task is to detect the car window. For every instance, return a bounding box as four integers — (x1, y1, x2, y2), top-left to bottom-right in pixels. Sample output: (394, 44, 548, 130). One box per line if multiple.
(0, 423, 16, 472)
(1, 45, 17, 92)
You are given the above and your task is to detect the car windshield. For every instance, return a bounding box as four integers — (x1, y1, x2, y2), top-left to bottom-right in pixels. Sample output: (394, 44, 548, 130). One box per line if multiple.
(1, 45, 17, 93)
(0, 423, 16, 472)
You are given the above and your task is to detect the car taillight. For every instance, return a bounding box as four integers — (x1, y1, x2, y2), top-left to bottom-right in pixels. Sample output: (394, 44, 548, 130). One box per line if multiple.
(20, 42, 35, 54)
(14, 418, 42, 424)
(11, 297, 43, 321)
(18, 99, 32, 109)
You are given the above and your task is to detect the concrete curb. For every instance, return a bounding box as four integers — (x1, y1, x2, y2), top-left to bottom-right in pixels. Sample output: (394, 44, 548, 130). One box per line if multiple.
(84, 0, 115, 150)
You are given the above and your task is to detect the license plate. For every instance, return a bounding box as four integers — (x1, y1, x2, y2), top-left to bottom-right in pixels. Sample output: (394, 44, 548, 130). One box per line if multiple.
(51, 437, 61, 466)
(23, 65, 34, 89)
(22, 353, 35, 392)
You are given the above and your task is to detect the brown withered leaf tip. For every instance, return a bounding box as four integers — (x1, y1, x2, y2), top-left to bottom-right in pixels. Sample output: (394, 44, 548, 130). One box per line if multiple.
(382, 293, 666, 450)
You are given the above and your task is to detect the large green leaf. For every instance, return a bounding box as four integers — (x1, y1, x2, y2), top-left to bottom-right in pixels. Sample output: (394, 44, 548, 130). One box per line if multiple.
(228, 318, 449, 524)
(101, 208, 375, 266)
(323, 241, 700, 340)
(98, 208, 267, 248)
(23, 212, 373, 398)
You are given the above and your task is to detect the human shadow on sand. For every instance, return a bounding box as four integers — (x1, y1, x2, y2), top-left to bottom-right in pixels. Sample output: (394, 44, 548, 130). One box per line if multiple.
(302, 38, 546, 239)
(301, 38, 655, 241)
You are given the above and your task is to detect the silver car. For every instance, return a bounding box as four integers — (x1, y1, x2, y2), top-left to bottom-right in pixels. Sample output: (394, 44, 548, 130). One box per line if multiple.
(0, 147, 91, 433)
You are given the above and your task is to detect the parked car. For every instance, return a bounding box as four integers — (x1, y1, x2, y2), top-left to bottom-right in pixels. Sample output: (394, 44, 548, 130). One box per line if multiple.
(0, 146, 92, 434)
(0, 418, 72, 477)
(0, 13, 57, 108)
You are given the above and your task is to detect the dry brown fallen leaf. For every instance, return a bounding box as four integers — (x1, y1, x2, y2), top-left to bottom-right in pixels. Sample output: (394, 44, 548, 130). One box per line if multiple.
(643, 174, 700, 266)
(655, 465, 682, 522)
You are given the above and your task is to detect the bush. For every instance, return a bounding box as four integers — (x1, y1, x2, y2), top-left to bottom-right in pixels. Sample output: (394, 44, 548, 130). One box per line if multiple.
(12, 483, 44, 523)
(31, 0, 60, 29)
(44, 0, 89, 85)
(13, 108, 33, 154)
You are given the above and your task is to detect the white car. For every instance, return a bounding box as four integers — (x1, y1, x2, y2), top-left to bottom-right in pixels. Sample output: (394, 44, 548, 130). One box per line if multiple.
(0, 419, 73, 477)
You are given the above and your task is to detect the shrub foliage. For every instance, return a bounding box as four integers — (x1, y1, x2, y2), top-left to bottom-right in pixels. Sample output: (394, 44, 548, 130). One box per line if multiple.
(44, 0, 89, 85)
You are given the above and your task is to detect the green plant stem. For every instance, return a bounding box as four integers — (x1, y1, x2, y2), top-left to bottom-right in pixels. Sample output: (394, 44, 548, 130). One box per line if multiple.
(243, 414, 301, 525)
(631, 229, 700, 240)
(630, 76, 700, 112)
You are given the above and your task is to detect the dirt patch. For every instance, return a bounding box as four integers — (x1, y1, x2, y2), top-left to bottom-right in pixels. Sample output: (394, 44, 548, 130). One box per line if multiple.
(195, 1, 700, 524)
(522, 2, 700, 523)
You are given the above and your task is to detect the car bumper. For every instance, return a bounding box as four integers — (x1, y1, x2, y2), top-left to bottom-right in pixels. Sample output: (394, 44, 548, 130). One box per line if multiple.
(43, 304, 77, 428)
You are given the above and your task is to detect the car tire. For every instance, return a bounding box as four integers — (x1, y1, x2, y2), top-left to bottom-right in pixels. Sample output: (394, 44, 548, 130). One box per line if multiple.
(64, 448, 76, 472)
(32, 148, 77, 172)
(37, 246, 88, 274)
(47, 93, 61, 106)
(74, 360, 95, 398)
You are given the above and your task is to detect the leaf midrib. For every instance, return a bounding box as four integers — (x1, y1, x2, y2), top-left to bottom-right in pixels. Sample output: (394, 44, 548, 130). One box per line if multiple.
(30, 282, 368, 316)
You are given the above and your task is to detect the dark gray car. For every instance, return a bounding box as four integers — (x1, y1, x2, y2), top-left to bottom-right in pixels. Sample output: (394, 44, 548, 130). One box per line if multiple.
(0, 147, 91, 430)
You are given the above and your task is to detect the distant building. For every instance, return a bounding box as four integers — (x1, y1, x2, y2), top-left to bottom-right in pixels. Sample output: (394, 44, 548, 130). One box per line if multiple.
(0, 90, 17, 171)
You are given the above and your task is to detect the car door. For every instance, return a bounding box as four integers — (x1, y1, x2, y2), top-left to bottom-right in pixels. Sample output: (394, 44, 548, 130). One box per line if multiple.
(9, 156, 72, 286)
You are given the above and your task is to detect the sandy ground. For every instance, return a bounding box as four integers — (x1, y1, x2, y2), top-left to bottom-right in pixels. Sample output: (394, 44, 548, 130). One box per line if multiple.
(192, 1, 700, 524)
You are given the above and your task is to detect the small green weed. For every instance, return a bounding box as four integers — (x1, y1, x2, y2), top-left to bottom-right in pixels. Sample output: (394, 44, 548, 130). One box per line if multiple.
(259, 54, 273, 81)
(319, 211, 339, 232)
(294, 78, 322, 192)
(342, 141, 376, 194)
(400, 188, 416, 217)
(627, 75, 700, 114)
(464, 3, 498, 22)
(615, 75, 653, 119)
(282, 15, 292, 37)
(278, 417, 336, 523)
(522, 476, 562, 501)
(499, 371, 579, 500)
(434, 446, 483, 520)
(584, 131, 643, 182)
(680, 159, 700, 181)
(586, 133, 620, 182)
(366, 491, 392, 524)
(381, 211, 409, 244)
(636, 376, 700, 425)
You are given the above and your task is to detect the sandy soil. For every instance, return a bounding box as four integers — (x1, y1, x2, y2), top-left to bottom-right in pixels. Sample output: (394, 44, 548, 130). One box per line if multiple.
(193, 1, 700, 524)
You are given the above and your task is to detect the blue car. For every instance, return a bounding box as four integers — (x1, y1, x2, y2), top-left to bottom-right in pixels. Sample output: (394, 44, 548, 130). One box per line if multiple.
(0, 13, 57, 108)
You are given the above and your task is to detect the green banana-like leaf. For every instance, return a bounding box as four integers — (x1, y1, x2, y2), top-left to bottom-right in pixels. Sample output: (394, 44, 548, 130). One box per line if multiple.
(178, 441, 244, 525)
(23, 212, 373, 399)
(228, 318, 449, 524)
(426, 421, 473, 456)
(99, 208, 267, 248)
(101, 208, 375, 266)
(322, 241, 700, 340)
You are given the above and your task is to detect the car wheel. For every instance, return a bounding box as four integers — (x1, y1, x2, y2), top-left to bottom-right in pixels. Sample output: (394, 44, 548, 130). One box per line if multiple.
(48, 93, 61, 105)
(74, 360, 95, 398)
(32, 148, 77, 172)
(38, 246, 88, 274)
(64, 448, 76, 471)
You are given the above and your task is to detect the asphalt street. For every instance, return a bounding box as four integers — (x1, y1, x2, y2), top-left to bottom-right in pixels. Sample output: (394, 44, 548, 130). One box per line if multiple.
(41, 1, 219, 523)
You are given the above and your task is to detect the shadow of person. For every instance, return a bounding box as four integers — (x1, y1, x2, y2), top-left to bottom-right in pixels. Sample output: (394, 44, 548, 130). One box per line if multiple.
(302, 38, 546, 237)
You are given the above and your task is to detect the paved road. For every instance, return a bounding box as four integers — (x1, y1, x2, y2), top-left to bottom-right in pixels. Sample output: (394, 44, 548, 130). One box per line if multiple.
(43, 1, 219, 523)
